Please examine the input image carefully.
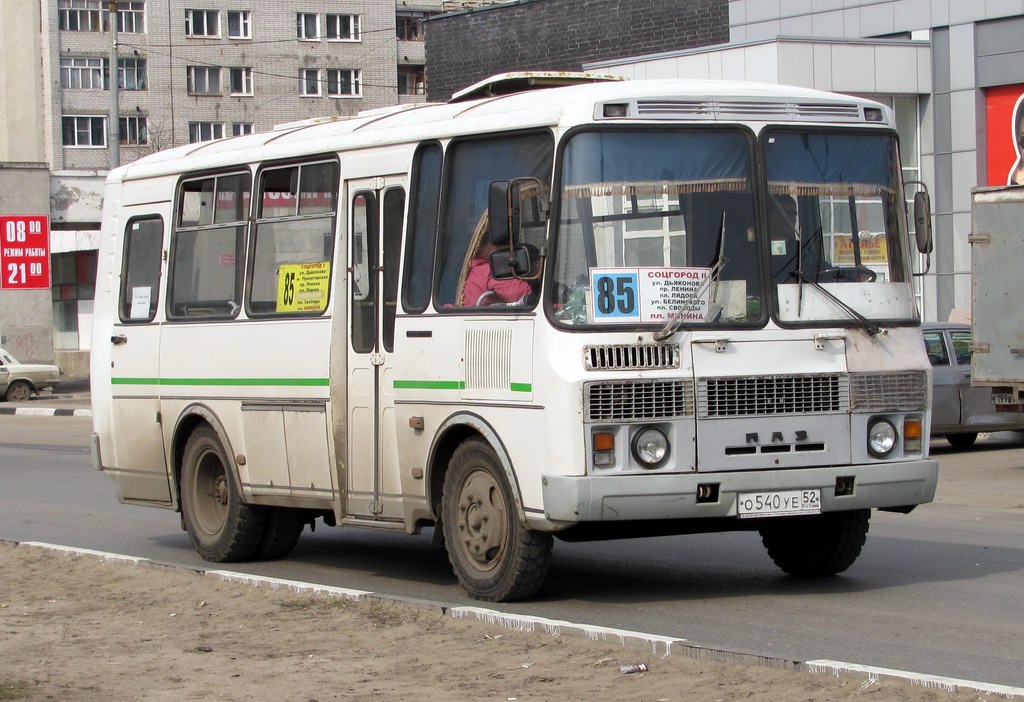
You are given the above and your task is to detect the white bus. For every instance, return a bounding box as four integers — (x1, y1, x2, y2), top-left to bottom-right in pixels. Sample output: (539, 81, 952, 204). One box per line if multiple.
(92, 73, 938, 602)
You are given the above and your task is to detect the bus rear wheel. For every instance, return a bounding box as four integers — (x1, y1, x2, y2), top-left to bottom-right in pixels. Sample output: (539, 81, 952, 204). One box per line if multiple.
(759, 509, 870, 578)
(181, 427, 265, 562)
(442, 438, 552, 602)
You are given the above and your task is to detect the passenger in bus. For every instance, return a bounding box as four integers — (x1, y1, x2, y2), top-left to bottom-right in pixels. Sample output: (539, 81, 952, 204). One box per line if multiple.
(462, 240, 534, 306)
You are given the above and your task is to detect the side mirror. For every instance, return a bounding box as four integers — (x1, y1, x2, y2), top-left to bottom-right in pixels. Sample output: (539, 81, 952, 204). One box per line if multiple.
(489, 244, 533, 279)
(488, 177, 548, 247)
(913, 190, 933, 254)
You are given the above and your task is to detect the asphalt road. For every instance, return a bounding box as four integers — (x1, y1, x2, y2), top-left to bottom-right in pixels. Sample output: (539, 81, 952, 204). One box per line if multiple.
(1, 413, 1022, 688)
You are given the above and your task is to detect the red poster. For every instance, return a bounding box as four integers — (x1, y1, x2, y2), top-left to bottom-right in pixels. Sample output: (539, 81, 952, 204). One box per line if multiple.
(0, 215, 51, 290)
(985, 84, 1024, 186)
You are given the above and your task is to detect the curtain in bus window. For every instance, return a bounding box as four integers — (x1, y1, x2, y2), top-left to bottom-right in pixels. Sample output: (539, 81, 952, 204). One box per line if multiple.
(763, 133, 896, 196)
(437, 132, 553, 308)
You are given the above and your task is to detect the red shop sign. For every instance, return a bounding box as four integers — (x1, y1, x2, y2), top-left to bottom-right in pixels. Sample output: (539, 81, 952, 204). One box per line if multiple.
(0, 215, 51, 290)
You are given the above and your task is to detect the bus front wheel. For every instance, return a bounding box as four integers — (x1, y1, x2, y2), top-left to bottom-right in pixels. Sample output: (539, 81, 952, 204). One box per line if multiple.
(181, 427, 265, 562)
(442, 438, 552, 602)
(759, 509, 870, 578)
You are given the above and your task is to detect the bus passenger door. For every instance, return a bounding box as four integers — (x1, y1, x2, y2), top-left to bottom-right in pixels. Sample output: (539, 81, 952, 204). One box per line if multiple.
(346, 178, 406, 521)
(107, 214, 171, 503)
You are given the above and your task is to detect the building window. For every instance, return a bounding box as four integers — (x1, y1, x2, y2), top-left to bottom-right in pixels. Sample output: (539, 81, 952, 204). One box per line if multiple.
(60, 57, 105, 90)
(232, 123, 254, 137)
(296, 12, 319, 40)
(227, 10, 251, 39)
(396, 12, 428, 41)
(188, 121, 226, 143)
(58, 0, 103, 32)
(187, 66, 221, 95)
(229, 67, 254, 96)
(326, 69, 360, 97)
(326, 13, 359, 41)
(52, 250, 98, 350)
(300, 69, 321, 96)
(119, 116, 148, 145)
(398, 66, 425, 96)
(109, 1, 145, 33)
(118, 58, 147, 90)
(185, 9, 219, 37)
(62, 115, 106, 147)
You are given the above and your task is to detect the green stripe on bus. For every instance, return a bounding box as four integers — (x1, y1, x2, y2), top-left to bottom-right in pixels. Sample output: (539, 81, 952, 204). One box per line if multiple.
(393, 380, 465, 390)
(509, 383, 532, 393)
(111, 377, 329, 387)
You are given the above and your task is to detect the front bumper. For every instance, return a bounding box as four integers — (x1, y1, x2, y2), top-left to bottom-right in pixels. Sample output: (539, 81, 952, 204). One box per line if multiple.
(542, 459, 938, 522)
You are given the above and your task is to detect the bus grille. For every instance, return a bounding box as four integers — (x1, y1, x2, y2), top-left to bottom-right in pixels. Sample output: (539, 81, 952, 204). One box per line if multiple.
(635, 100, 863, 122)
(698, 374, 849, 418)
(585, 379, 695, 422)
(584, 343, 680, 371)
(849, 371, 927, 411)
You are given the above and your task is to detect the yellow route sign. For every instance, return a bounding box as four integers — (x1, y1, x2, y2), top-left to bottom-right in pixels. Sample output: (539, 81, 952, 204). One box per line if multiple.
(276, 261, 331, 313)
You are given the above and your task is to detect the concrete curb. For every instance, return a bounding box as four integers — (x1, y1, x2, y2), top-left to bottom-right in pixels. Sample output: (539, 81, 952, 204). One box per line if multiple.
(0, 406, 91, 417)
(8, 540, 1023, 699)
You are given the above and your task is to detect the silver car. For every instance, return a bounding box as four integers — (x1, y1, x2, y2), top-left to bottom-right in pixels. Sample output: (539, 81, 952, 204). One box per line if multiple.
(922, 323, 1024, 447)
(0, 348, 62, 402)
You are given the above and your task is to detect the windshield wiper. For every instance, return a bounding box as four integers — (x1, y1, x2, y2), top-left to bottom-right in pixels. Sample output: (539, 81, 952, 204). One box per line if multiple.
(654, 211, 727, 342)
(792, 272, 881, 336)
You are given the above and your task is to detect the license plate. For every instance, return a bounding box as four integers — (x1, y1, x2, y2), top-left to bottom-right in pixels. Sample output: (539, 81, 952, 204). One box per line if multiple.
(737, 489, 821, 518)
(992, 393, 1017, 405)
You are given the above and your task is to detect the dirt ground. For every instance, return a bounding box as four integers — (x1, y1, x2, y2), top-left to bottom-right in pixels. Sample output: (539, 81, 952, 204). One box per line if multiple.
(0, 543, 995, 702)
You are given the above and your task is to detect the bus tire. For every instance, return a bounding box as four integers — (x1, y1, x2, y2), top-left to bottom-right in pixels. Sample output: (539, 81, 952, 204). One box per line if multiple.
(181, 427, 265, 562)
(253, 508, 306, 560)
(759, 509, 870, 578)
(442, 437, 552, 602)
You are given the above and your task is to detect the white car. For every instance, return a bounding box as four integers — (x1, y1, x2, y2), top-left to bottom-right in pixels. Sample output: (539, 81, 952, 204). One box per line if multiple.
(0, 348, 62, 402)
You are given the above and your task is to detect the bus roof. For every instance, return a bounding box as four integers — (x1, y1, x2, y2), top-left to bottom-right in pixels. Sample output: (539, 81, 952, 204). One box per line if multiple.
(112, 78, 890, 184)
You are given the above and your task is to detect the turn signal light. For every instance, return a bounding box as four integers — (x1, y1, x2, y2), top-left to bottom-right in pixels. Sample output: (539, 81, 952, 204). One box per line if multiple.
(903, 418, 922, 453)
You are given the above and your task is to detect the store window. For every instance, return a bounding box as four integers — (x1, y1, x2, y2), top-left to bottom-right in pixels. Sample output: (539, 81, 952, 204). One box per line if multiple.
(52, 250, 98, 350)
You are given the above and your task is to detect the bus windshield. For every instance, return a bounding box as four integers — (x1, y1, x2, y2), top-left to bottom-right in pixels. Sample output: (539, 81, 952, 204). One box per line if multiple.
(763, 129, 918, 325)
(550, 129, 763, 328)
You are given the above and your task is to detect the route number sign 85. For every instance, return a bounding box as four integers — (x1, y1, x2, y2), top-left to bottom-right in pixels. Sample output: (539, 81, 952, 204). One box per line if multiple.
(594, 271, 639, 319)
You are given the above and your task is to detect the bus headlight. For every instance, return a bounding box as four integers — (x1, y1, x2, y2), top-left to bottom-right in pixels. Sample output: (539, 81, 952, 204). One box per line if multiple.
(632, 427, 669, 468)
(867, 419, 897, 457)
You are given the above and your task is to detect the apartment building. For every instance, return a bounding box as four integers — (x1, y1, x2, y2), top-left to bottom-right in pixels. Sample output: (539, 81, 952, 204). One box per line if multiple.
(0, 0, 443, 371)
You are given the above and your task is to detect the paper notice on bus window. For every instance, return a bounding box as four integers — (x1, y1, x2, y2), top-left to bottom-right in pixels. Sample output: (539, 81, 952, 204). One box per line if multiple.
(589, 267, 711, 324)
(276, 261, 331, 313)
(130, 286, 151, 319)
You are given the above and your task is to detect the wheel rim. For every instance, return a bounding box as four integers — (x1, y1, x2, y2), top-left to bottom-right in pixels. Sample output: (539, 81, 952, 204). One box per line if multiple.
(191, 448, 229, 537)
(8, 383, 29, 402)
(454, 468, 507, 573)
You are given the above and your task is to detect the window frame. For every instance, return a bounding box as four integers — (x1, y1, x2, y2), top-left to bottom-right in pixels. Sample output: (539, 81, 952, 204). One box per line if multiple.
(229, 66, 254, 96)
(187, 65, 221, 95)
(397, 65, 426, 96)
(119, 116, 148, 146)
(184, 8, 220, 38)
(59, 56, 106, 90)
(62, 115, 107, 148)
(118, 57, 147, 90)
(299, 68, 322, 97)
(326, 68, 361, 98)
(231, 123, 254, 137)
(246, 157, 340, 318)
(296, 12, 319, 40)
(325, 13, 360, 41)
(118, 215, 164, 323)
(58, 0, 103, 32)
(188, 121, 226, 143)
(226, 9, 251, 39)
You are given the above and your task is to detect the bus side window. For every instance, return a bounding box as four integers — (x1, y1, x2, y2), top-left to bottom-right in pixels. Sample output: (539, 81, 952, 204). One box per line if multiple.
(248, 160, 339, 316)
(119, 217, 164, 323)
(169, 173, 250, 319)
(436, 132, 554, 309)
(382, 187, 406, 352)
(402, 142, 442, 314)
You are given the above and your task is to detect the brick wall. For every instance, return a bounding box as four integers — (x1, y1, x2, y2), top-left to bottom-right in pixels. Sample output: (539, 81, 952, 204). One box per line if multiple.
(426, 0, 729, 100)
